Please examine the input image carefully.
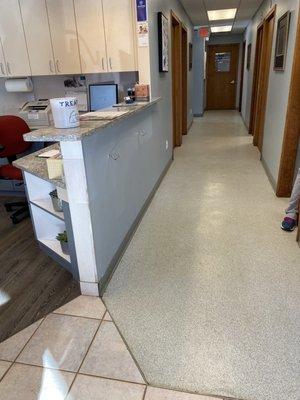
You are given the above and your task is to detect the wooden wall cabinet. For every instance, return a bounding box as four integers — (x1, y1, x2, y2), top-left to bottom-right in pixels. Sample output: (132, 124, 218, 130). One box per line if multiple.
(0, 0, 137, 77)
(0, 0, 31, 77)
(103, 0, 136, 72)
(74, 0, 108, 73)
(46, 0, 81, 75)
(19, 0, 56, 76)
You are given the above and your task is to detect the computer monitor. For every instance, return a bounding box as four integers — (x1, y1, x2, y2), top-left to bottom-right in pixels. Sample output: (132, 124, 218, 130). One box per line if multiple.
(89, 83, 118, 111)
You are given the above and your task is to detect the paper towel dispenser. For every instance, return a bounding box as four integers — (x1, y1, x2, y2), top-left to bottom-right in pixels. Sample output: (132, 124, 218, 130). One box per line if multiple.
(19, 99, 52, 129)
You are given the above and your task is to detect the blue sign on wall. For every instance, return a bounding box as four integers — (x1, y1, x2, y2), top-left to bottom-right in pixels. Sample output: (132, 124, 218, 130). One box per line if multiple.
(136, 0, 147, 21)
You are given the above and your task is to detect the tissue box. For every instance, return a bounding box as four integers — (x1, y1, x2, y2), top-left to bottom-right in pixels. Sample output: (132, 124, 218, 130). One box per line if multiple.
(46, 157, 63, 180)
(135, 84, 150, 101)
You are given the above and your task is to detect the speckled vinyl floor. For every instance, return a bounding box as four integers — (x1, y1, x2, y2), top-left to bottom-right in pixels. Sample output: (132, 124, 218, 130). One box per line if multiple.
(103, 111, 300, 400)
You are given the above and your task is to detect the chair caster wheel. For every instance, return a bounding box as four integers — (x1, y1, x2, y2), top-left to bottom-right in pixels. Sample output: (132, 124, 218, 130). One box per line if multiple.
(5, 205, 13, 212)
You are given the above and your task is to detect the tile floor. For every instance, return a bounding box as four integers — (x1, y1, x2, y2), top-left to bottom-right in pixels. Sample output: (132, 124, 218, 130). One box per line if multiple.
(0, 295, 227, 400)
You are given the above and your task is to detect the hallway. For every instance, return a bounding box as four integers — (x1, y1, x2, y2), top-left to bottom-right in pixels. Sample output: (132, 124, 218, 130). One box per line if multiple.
(104, 111, 300, 400)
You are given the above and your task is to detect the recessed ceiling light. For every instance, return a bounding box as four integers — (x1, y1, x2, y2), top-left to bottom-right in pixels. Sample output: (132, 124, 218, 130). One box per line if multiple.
(210, 25, 233, 33)
(207, 8, 237, 21)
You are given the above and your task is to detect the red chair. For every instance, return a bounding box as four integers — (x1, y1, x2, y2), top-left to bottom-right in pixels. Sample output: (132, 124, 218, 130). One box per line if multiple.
(0, 115, 31, 224)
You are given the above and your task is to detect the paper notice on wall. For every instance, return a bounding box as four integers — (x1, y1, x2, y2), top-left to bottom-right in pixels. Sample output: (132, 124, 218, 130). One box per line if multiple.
(137, 22, 149, 47)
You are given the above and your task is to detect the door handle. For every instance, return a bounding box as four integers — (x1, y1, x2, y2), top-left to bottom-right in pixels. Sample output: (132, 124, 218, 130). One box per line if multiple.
(0, 63, 5, 75)
(56, 60, 61, 73)
(6, 62, 11, 75)
(230, 80, 235, 84)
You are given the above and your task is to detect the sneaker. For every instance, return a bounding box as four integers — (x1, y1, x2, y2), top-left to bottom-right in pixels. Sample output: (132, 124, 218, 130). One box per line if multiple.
(281, 217, 297, 232)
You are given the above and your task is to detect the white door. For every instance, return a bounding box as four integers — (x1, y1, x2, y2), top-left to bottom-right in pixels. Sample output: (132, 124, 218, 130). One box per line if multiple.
(46, 0, 81, 74)
(102, 0, 136, 72)
(74, 0, 107, 73)
(0, 38, 7, 77)
(0, 0, 31, 77)
(19, 0, 55, 76)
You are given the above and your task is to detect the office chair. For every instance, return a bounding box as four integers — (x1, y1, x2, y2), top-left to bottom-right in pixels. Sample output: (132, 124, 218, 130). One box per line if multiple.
(0, 115, 31, 224)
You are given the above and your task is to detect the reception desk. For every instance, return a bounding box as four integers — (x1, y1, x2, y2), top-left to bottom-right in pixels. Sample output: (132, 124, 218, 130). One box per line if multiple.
(14, 98, 169, 296)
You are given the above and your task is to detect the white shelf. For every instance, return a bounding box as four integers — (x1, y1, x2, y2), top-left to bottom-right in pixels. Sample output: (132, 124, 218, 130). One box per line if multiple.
(31, 198, 64, 220)
(39, 239, 71, 262)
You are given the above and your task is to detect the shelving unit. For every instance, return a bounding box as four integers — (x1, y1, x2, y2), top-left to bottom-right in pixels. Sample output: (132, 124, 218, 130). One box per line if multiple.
(24, 171, 71, 265)
(30, 198, 64, 221)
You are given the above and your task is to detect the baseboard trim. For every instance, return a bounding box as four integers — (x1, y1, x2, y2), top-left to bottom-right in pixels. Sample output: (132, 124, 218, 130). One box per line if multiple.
(98, 157, 173, 296)
(261, 156, 277, 192)
(187, 119, 193, 132)
(193, 113, 203, 117)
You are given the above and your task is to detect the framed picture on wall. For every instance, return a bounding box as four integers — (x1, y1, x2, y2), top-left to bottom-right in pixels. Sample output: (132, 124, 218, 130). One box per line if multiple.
(158, 12, 169, 72)
(247, 43, 252, 70)
(189, 43, 193, 70)
(274, 11, 291, 71)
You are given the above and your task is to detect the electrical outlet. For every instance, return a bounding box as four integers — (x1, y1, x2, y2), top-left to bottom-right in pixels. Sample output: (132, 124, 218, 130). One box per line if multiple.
(165, 140, 169, 150)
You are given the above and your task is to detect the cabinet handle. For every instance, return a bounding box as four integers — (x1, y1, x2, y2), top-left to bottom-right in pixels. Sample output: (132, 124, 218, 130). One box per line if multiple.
(49, 60, 54, 73)
(109, 152, 120, 160)
(101, 58, 105, 70)
(56, 60, 61, 73)
(6, 62, 11, 75)
(0, 63, 5, 75)
(109, 58, 112, 70)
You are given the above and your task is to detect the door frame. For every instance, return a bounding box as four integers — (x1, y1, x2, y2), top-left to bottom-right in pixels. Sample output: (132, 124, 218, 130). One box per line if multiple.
(206, 43, 240, 110)
(252, 6, 276, 151)
(181, 24, 188, 135)
(239, 41, 246, 112)
(276, 6, 300, 197)
(249, 21, 264, 135)
(171, 10, 182, 147)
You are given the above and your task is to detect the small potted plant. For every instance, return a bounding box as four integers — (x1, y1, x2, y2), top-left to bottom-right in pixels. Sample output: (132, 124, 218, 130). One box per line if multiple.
(56, 231, 69, 255)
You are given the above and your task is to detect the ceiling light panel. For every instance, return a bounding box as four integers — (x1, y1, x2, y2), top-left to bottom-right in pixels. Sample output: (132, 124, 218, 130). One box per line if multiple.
(210, 25, 233, 33)
(207, 8, 237, 21)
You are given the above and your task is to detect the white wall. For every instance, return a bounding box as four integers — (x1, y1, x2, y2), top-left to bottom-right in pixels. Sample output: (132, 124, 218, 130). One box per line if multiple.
(0, 72, 138, 115)
(241, 0, 300, 187)
(147, 0, 194, 161)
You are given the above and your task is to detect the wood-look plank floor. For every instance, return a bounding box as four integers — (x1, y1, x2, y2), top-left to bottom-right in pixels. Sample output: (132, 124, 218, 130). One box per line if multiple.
(0, 196, 80, 343)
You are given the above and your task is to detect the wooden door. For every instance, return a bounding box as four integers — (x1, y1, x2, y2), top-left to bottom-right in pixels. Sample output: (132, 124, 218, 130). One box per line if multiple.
(0, 0, 31, 77)
(74, 0, 108, 74)
(46, 0, 81, 75)
(20, 0, 55, 76)
(249, 23, 264, 135)
(253, 7, 276, 151)
(171, 12, 182, 147)
(206, 44, 239, 110)
(276, 4, 300, 197)
(181, 26, 188, 135)
(102, 0, 136, 72)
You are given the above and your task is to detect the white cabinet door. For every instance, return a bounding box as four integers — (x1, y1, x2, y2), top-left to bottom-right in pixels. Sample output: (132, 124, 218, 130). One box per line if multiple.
(74, 0, 107, 73)
(20, 0, 55, 76)
(102, 0, 136, 72)
(46, 0, 81, 74)
(0, 0, 31, 77)
(0, 38, 7, 77)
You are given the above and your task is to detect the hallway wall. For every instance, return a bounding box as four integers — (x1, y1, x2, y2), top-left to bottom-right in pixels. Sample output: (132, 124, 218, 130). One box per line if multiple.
(241, 0, 300, 188)
(145, 0, 194, 174)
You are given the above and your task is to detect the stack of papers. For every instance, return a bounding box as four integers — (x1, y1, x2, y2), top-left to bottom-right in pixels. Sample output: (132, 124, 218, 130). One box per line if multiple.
(80, 110, 128, 121)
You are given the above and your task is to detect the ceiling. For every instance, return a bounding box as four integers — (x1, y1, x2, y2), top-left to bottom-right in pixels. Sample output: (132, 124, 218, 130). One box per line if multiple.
(180, 0, 265, 34)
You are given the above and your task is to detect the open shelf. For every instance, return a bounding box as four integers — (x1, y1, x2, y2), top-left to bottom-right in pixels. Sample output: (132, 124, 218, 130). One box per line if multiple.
(30, 198, 64, 221)
(39, 238, 70, 262)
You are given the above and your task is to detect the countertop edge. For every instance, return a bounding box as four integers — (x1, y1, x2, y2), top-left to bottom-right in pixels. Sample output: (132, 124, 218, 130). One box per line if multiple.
(23, 97, 162, 143)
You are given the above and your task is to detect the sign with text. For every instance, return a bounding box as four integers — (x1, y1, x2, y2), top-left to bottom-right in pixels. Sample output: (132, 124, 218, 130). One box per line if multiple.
(136, 0, 147, 21)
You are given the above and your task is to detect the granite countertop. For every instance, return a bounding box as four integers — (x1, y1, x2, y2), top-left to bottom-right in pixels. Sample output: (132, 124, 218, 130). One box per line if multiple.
(24, 98, 161, 142)
(13, 144, 66, 189)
